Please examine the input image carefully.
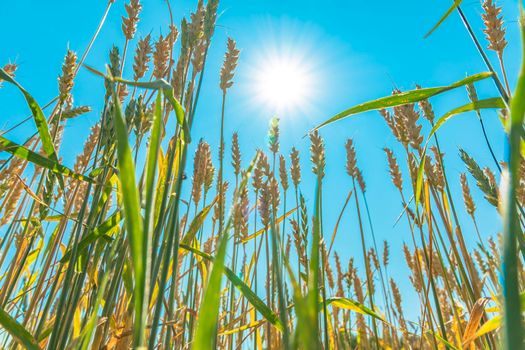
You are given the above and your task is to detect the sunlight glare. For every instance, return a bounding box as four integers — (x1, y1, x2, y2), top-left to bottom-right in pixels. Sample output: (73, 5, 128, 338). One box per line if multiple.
(253, 52, 315, 114)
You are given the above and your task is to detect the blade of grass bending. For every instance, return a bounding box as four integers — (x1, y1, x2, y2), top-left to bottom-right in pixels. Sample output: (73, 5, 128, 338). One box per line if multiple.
(324, 297, 385, 322)
(84, 65, 190, 142)
(60, 210, 121, 263)
(500, 10, 525, 350)
(312, 72, 493, 132)
(110, 78, 146, 348)
(424, 0, 462, 39)
(180, 243, 284, 331)
(414, 97, 504, 210)
(180, 197, 218, 246)
(0, 308, 40, 350)
(240, 207, 297, 243)
(0, 135, 92, 183)
(0, 68, 58, 162)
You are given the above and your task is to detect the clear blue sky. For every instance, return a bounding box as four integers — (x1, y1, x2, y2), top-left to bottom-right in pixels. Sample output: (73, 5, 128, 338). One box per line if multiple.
(1, 0, 519, 318)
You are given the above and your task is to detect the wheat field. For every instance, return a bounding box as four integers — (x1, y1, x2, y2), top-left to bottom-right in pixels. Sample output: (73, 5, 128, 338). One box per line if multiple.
(0, 0, 523, 349)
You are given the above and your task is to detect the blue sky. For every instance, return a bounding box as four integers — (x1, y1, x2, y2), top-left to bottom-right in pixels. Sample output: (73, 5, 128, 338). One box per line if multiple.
(1, 0, 519, 320)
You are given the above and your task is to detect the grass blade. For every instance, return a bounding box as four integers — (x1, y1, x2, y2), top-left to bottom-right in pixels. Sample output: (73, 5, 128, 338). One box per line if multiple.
(500, 10, 525, 350)
(0, 68, 58, 162)
(180, 243, 284, 331)
(110, 80, 146, 348)
(0, 135, 92, 183)
(0, 308, 40, 350)
(313, 72, 493, 132)
(424, 0, 462, 39)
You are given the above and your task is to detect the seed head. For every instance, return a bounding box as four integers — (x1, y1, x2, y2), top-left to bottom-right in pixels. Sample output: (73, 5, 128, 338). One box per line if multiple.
(122, 0, 142, 40)
(220, 38, 240, 92)
(231, 132, 241, 177)
(279, 155, 289, 191)
(58, 50, 77, 108)
(133, 34, 152, 81)
(482, 0, 507, 56)
(309, 130, 325, 178)
(290, 147, 301, 187)
(153, 34, 170, 79)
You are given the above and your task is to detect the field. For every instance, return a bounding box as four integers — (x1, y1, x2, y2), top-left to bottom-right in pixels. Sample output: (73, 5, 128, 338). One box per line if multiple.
(0, 0, 523, 349)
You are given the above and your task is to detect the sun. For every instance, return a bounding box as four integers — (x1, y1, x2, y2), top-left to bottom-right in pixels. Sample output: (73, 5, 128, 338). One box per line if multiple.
(255, 54, 312, 112)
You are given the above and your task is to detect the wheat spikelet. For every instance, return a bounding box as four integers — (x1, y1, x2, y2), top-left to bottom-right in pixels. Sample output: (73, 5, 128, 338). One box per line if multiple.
(233, 187, 249, 237)
(290, 147, 301, 187)
(309, 130, 325, 178)
(278, 155, 288, 191)
(258, 182, 271, 227)
(61, 105, 91, 119)
(268, 117, 279, 154)
(460, 149, 498, 206)
(482, 0, 507, 56)
(219, 38, 240, 92)
(384, 148, 403, 192)
(382, 241, 390, 267)
(345, 139, 357, 177)
(192, 141, 207, 206)
(269, 175, 280, 211)
(122, 0, 142, 40)
(323, 245, 335, 290)
(204, 0, 219, 41)
(133, 34, 152, 81)
(334, 252, 345, 297)
(58, 50, 77, 108)
(355, 168, 366, 193)
(189, 2, 205, 47)
(153, 34, 170, 79)
(231, 132, 241, 177)
(460, 173, 476, 216)
(416, 85, 435, 123)
(1, 179, 23, 226)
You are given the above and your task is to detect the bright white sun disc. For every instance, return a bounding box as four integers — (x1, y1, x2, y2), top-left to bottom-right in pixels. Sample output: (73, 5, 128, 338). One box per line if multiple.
(254, 54, 313, 112)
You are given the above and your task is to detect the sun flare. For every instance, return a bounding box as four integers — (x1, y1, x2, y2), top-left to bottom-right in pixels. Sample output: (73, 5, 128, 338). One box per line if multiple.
(252, 51, 315, 114)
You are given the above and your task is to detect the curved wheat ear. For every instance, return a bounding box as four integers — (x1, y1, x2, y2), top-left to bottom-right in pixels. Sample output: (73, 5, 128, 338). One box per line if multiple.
(122, 0, 142, 40)
(384, 148, 403, 192)
(309, 130, 325, 178)
(58, 50, 77, 109)
(220, 38, 240, 92)
(482, 0, 507, 57)
(231, 132, 241, 177)
(133, 34, 152, 81)
(290, 147, 301, 187)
